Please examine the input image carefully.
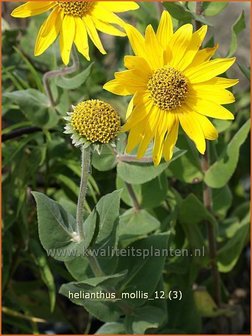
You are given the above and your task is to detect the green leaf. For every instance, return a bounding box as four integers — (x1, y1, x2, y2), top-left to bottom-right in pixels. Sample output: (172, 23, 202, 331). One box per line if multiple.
(227, 11, 246, 57)
(59, 273, 126, 322)
(194, 289, 228, 317)
(93, 190, 122, 244)
(141, 172, 168, 208)
(3, 134, 38, 167)
(126, 306, 165, 334)
(14, 46, 43, 91)
(30, 239, 56, 311)
(217, 215, 249, 272)
(117, 173, 168, 209)
(162, 2, 193, 21)
(95, 322, 125, 334)
(169, 137, 202, 183)
(237, 62, 250, 80)
(2, 232, 12, 289)
(162, 2, 212, 25)
(212, 185, 232, 218)
(56, 62, 94, 90)
(3, 89, 59, 129)
(83, 209, 98, 249)
(32, 192, 84, 262)
(92, 145, 117, 172)
(117, 149, 185, 184)
(117, 234, 169, 306)
(118, 209, 160, 242)
(167, 287, 201, 333)
(178, 194, 214, 264)
(65, 257, 89, 281)
(204, 119, 250, 188)
(203, 2, 228, 16)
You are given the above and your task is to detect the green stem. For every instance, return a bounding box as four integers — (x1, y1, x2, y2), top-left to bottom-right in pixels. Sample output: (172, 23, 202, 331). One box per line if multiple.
(202, 146, 222, 308)
(76, 146, 91, 240)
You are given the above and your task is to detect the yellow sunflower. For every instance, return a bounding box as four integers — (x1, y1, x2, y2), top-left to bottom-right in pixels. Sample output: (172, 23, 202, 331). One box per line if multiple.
(11, 1, 139, 65)
(104, 11, 238, 166)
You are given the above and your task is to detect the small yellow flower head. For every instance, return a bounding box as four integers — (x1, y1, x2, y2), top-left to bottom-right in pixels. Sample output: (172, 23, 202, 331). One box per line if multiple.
(64, 100, 121, 147)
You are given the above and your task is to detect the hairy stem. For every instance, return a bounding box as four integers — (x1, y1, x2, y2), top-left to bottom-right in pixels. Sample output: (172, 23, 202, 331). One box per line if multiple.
(117, 154, 153, 163)
(76, 147, 104, 277)
(125, 183, 141, 211)
(43, 47, 80, 106)
(76, 146, 91, 240)
(195, 2, 204, 30)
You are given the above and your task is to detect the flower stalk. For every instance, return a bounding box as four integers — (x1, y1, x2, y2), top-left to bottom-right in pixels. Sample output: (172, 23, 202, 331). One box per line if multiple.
(76, 146, 104, 278)
(76, 146, 91, 240)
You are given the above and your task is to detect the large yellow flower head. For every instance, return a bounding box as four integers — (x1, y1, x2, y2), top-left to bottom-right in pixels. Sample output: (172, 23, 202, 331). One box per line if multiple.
(11, 1, 139, 65)
(104, 11, 238, 166)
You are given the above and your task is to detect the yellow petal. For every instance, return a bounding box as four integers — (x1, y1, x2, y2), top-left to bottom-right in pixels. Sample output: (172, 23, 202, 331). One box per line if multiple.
(124, 24, 146, 58)
(123, 95, 153, 131)
(184, 58, 236, 83)
(104, 69, 146, 96)
(126, 122, 144, 153)
(193, 77, 239, 88)
(100, 2, 139, 12)
(153, 111, 169, 165)
(190, 44, 218, 67)
(114, 70, 147, 87)
(126, 96, 134, 119)
(59, 15, 76, 65)
(178, 108, 206, 154)
(34, 7, 63, 56)
(74, 17, 89, 61)
(163, 118, 179, 161)
(194, 113, 218, 140)
(188, 84, 235, 104)
(186, 96, 234, 120)
(92, 17, 125, 37)
(11, 1, 55, 18)
(137, 130, 153, 159)
(156, 10, 173, 49)
(137, 105, 160, 158)
(144, 25, 164, 70)
(83, 15, 106, 54)
(103, 79, 130, 96)
(92, 4, 125, 27)
(168, 24, 193, 68)
(177, 25, 207, 71)
(124, 55, 152, 78)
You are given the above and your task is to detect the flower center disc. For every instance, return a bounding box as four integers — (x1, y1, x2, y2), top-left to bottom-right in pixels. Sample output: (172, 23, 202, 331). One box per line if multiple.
(147, 66, 188, 111)
(57, 1, 95, 17)
(71, 100, 121, 143)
